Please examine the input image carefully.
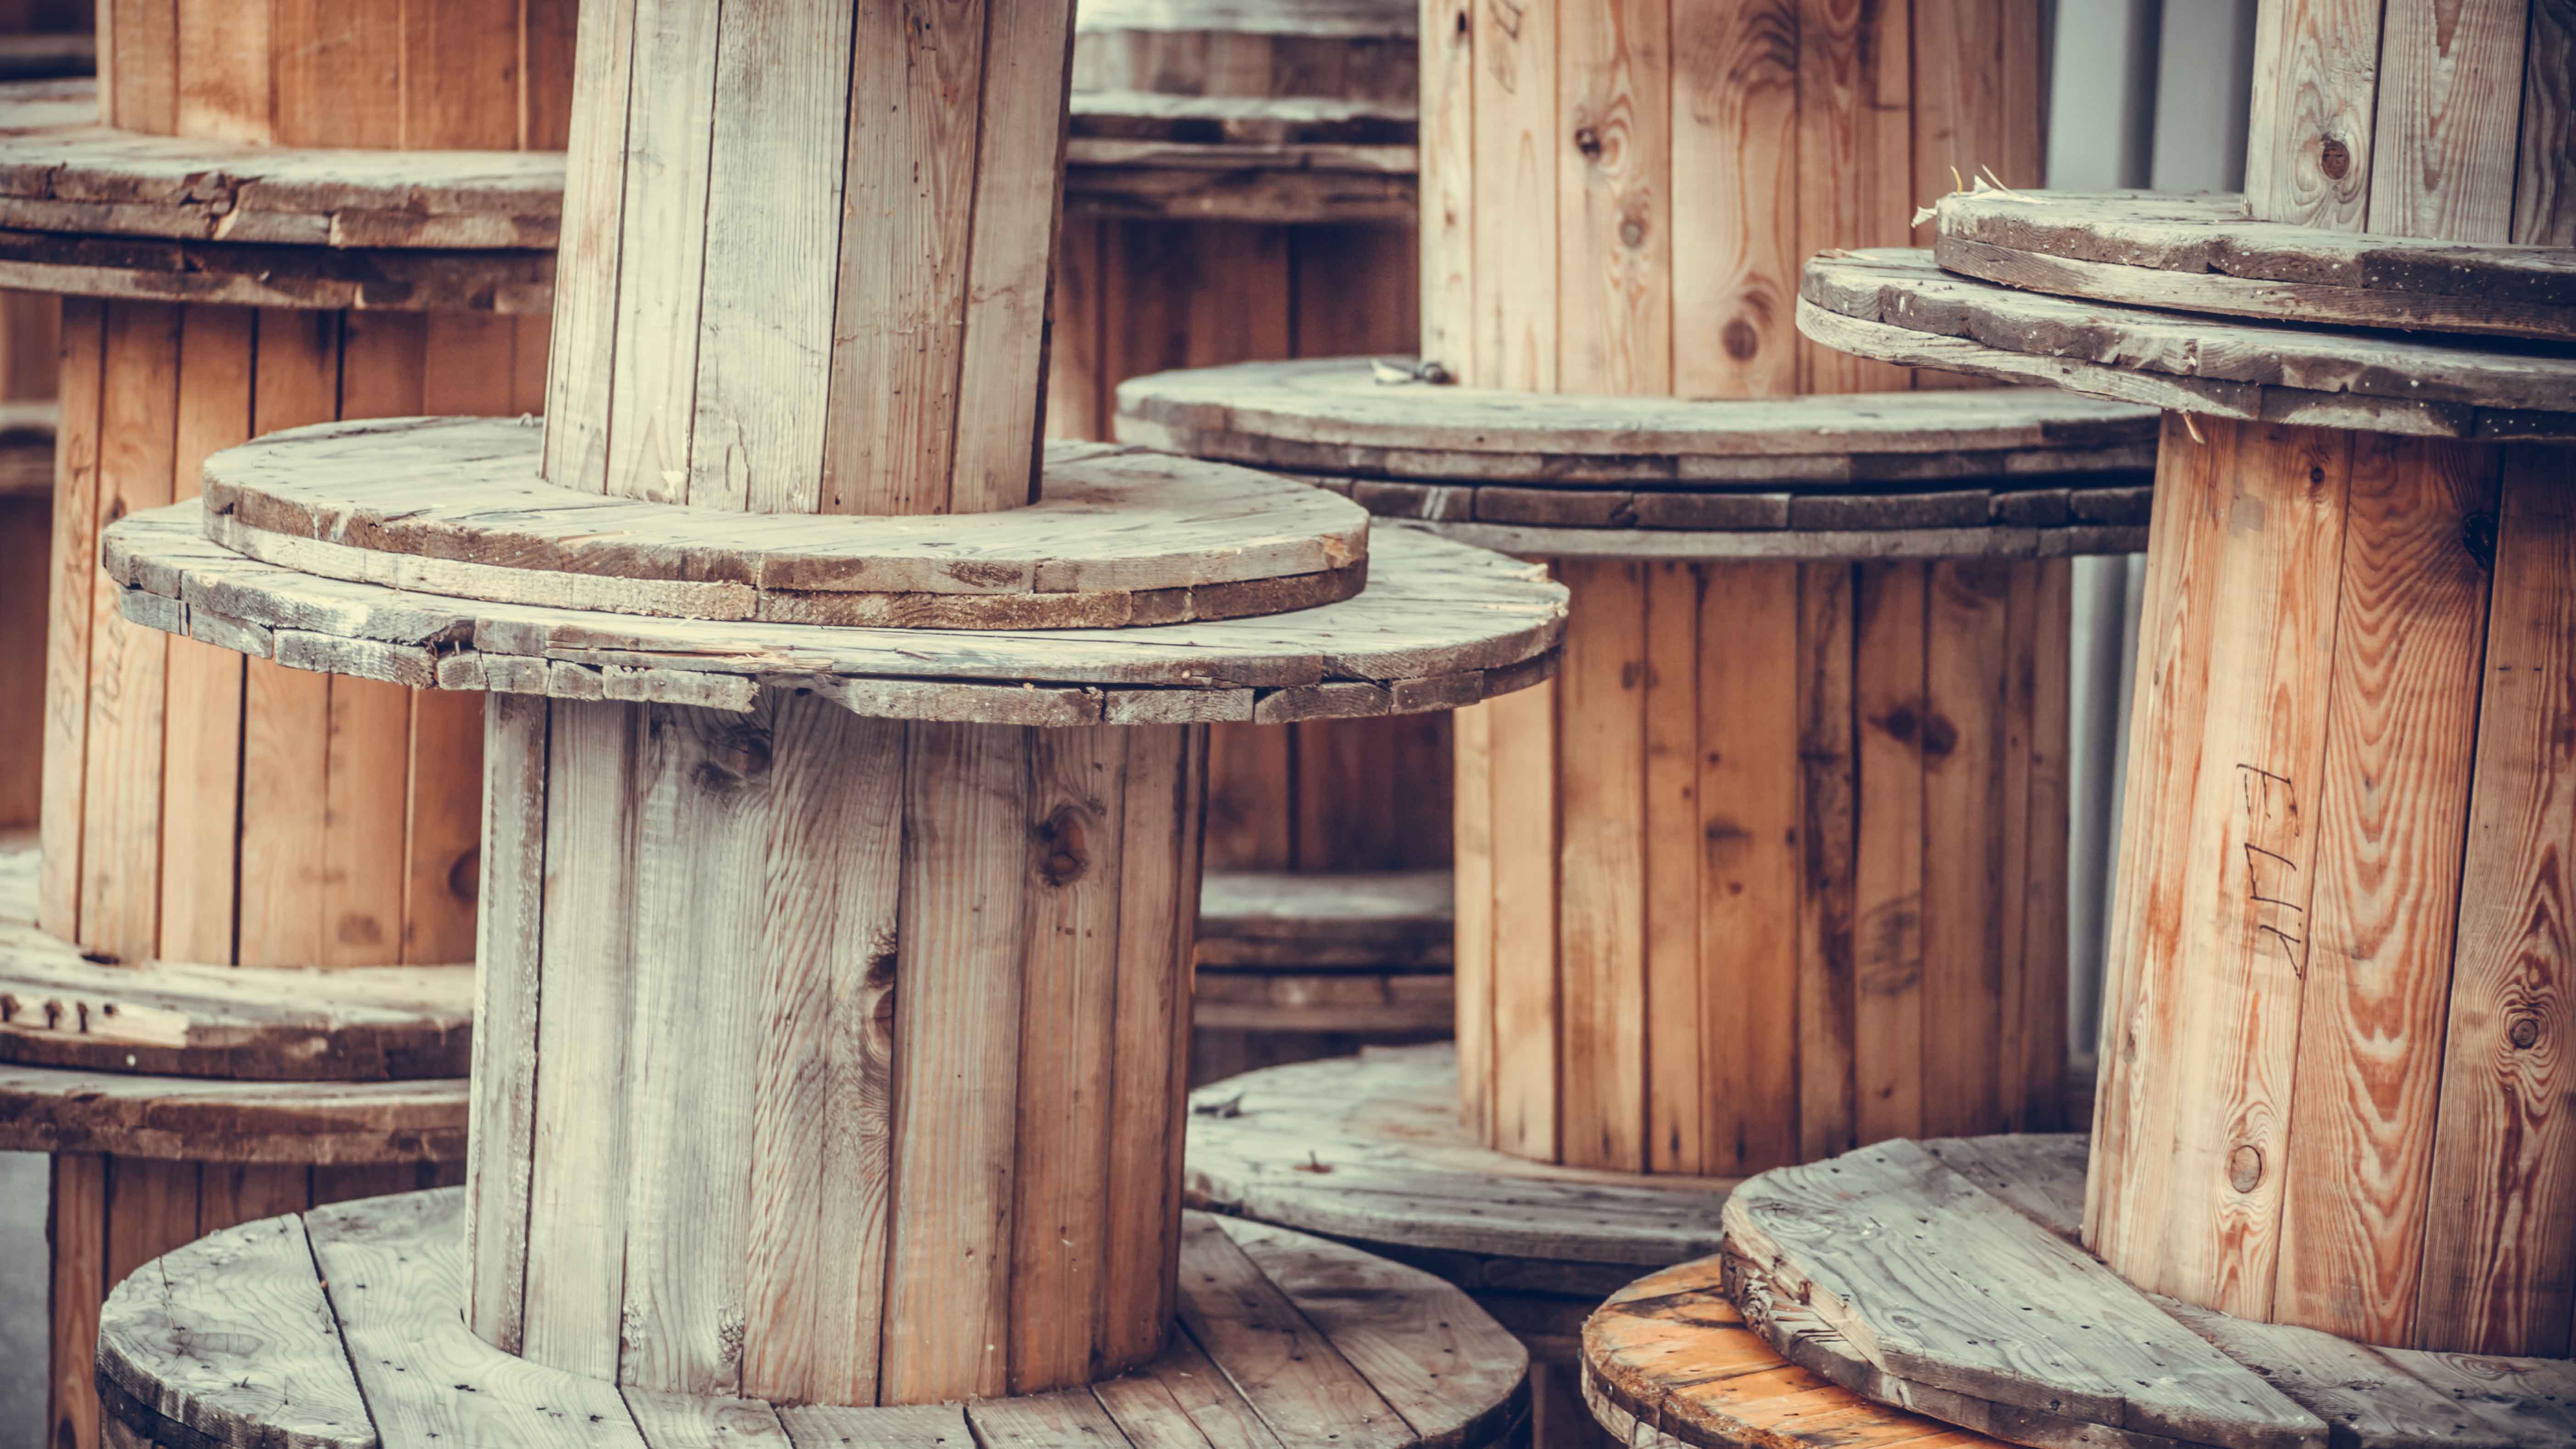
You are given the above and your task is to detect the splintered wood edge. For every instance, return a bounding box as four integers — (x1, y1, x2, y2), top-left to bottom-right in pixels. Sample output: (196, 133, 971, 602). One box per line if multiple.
(0, 79, 564, 250)
(1711, 1136, 2576, 1449)
(1936, 190, 2576, 341)
(1184, 1043, 1736, 1270)
(0, 1061, 464, 1161)
(1580, 1258, 2001, 1449)
(201, 423, 1376, 627)
(95, 1190, 1529, 1449)
(105, 505, 1565, 727)
(1798, 250, 2576, 442)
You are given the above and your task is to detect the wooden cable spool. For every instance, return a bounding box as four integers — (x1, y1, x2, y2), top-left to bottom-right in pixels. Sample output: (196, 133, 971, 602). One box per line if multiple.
(92, 0, 1558, 1434)
(12, 7, 576, 1445)
(1797, 0, 2576, 1368)
(1053, 0, 1449, 1083)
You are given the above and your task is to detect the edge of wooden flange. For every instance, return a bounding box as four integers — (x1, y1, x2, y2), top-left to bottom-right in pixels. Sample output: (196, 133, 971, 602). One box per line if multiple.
(1195, 868, 1454, 968)
(0, 396, 52, 496)
(0, 1060, 465, 1162)
(1799, 249, 2576, 442)
(96, 1190, 1531, 1449)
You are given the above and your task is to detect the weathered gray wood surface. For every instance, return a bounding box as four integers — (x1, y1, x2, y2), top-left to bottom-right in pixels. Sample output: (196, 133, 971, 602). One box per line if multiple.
(1800, 250, 2576, 441)
(0, 1061, 463, 1161)
(1186, 1044, 1732, 1269)
(1716, 1135, 2576, 1449)
(96, 1188, 1529, 1449)
(1936, 191, 2576, 341)
(104, 504, 1565, 727)
(202, 422, 1371, 627)
(1117, 357, 2159, 486)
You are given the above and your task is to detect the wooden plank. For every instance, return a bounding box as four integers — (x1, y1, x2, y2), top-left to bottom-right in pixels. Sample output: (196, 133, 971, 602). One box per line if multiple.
(824, 0, 988, 514)
(1452, 696, 1496, 1145)
(881, 720, 1031, 1402)
(1099, 724, 1195, 1369)
(1795, 0, 1911, 394)
(1204, 723, 1294, 870)
(195, 1164, 317, 1235)
(272, 0, 401, 147)
(1670, 0, 1796, 399)
(47, 1153, 105, 1449)
(524, 0, 583, 151)
(1172, 1215, 1411, 1449)
(0, 490, 41, 833)
(600, 0, 719, 504)
(2240, 0, 2384, 228)
(158, 304, 253, 966)
(1700, 562, 1800, 1174)
(1417, 0, 1475, 375)
(1921, 560, 2011, 1140)
(742, 701, 905, 1405)
(2513, 0, 2576, 247)
(2016, 559, 2070, 1131)
(623, 1392, 791, 1448)
(103, 0, 176, 133)
(38, 300, 101, 941)
(1048, 217, 1109, 442)
(777, 1405, 971, 1449)
(78, 302, 179, 966)
(968, 1390, 1139, 1449)
(399, 0, 521, 150)
(1796, 562, 1859, 1161)
(175, 0, 271, 142)
(465, 695, 545, 1356)
(1466, 0, 1556, 389)
(1643, 561, 1703, 1173)
(2367, 0, 2529, 243)
(1484, 662, 1559, 1159)
(2275, 436, 2497, 1348)
(519, 699, 641, 1382)
(1556, 0, 1670, 396)
(1852, 562, 1926, 1145)
(2417, 446, 2576, 1356)
(1094, 1331, 1288, 1449)
(1556, 558, 1649, 1171)
(544, 0, 640, 490)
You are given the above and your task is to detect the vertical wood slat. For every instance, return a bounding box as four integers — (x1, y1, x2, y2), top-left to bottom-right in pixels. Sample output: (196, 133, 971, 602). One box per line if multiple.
(175, 0, 272, 143)
(544, 0, 641, 490)
(2366, 0, 2529, 242)
(1469, 0, 1557, 390)
(1853, 562, 1928, 1146)
(2276, 436, 2497, 1348)
(1487, 660, 1561, 1162)
(40, 299, 105, 940)
(1453, 698, 1497, 1148)
(1795, 0, 1910, 394)
(271, 0, 401, 147)
(1795, 563, 1858, 1161)
(1921, 560, 2011, 1138)
(102, 0, 177, 133)
(2418, 449, 2576, 1356)
(744, 701, 906, 1405)
(1643, 562, 1703, 1174)
(45, 1155, 105, 1449)
(1556, 560, 1649, 1171)
(465, 693, 549, 1357)
(2513, 0, 2576, 245)
(2020, 558, 2072, 1131)
(1044, 219, 1108, 442)
(882, 721, 1033, 1403)
(2241, 0, 2385, 227)
(1557, 0, 1671, 397)
(1419, 0, 1476, 374)
(1671, 0, 1796, 399)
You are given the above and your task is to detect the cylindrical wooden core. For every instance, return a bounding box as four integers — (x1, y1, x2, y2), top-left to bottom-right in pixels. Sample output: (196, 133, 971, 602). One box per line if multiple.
(1430, 0, 2065, 1173)
(41, 2, 568, 968)
(542, 0, 1074, 517)
(466, 694, 1202, 1403)
(2088, 0, 2576, 1357)
(1053, 0, 1440, 920)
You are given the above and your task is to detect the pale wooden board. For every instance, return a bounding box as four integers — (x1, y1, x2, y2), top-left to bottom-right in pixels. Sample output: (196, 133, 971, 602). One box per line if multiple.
(1705, 1136, 2576, 1449)
(0, 1060, 463, 1162)
(99, 1188, 1527, 1449)
(1194, 867, 1452, 968)
(1185, 1044, 1735, 1269)
(0, 78, 563, 248)
(1115, 357, 2160, 485)
(1799, 250, 2576, 441)
(103, 503, 1566, 727)
(1934, 191, 2576, 341)
(199, 420, 1372, 625)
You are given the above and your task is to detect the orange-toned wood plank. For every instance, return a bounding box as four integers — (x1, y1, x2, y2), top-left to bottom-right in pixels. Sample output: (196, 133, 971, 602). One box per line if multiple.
(1795, 0, 1913, 393)
(2366, 0, 2527, 243)
(272, 0, 402, 147)
(2240, 0, 2384, 229)
(1854, 562, 1927, 1145)
(1556, 0, 1670, 396)
(176, 0, 272, 143)
(197, 1164, 312, 1234)
(1293, 223, 1418, 359)
(1454, 696, 1496, 1144)
(1921, 560, 2010, 1138)
(1488, 661, 1561, 1160)
(1557, 558, 1650, 1170)
(103, 0, 177, 133)
(1671, 0, 1796, 398)
(1797, 563, 1859, 1160)
(1045, 218, 1108, 441)
(522, 0, 582, 150)
(2017, 558, 2071, 1131)
(1418, 0, 1475, 375)
(1205, 724, 1294, 871)
(1644, 561, 1704, 1172)
(1294, 715, 1451, 872)
(40, 299, 105, 939)
(1468, 0, 1557, 389)
(46, 1154, 105, 1449)
(0, 493, 47, 830)
(400, 0, 522, 149)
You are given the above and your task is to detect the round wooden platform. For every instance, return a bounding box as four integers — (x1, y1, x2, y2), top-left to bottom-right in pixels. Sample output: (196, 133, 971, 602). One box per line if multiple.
(203, 424, 1371, 628)
(95, 1187, 1531, 1449)
(1584, 1256, 2006, 1449)
(1117, 358, 2157, 558)
(0, 1061, 463, 1163)
(105, 500, 1564, 727)
(1714, 1136, 2576, 1449)
(0, 78, 556, 311)
(1799, 249, 2576, 442)
(1933, 190, 2576, 343)
(1190, 870, 1453, 1086)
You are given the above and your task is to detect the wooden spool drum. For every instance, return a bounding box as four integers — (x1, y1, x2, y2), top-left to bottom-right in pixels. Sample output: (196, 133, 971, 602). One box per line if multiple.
(89, 1, 1558, 1438)
(1055, 0, 1448, 1077)
(1189, 870, 1453, 1086)
(11, 6, 570, 1445)
(1795, 0, 2576, 1364)
(1409, 0, 2074, 1176)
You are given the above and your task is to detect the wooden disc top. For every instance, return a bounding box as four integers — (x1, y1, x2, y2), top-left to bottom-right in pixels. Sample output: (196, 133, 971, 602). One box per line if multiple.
(201, 423, 1372, 630)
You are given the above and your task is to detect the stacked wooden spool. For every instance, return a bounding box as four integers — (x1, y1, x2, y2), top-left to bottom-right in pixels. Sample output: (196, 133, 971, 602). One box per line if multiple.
(5, 7, 568, 1445)
(1581, 2, 2576, 1445)
(1159, 2, 2159, 1445)
(89, 2, 1561, 1445)
(1054, 0, 1454, 1083)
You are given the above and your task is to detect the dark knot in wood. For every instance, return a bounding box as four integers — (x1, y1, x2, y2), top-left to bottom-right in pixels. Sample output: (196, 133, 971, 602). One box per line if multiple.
(1721, 318, 1760, 361)
(2226, 1144, 2264, 1193)
(691, 727, 773, 793)
(1573, 124, 1605, 160)
(2461, 511, 2497, 572)
(448, 846, 481, 904)
(2317, 135, 2351, 180)
(1871, 701, 1921, 745)
(1918, 710, 1960, 761)
(2508, 1012, 2543, 1050)
(1037, 805, 1093, 886)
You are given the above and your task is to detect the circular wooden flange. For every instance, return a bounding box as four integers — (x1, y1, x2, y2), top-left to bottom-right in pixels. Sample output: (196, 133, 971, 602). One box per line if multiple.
(1187, 1045, 1732, 1277)
(1800, 249, 2576, 442)
(1192, 871, 1454, 1082)
(203, 424, 1371, 629)
(0, 398, 52, 496)
(96, 1188, 1531, 1449)
(1584, 1256, 2011, 1449)
(0, 79, 555, 311)
(105, 501, 1564, 727)
(1715, 1135, 2576, 1449)
(1935, 190, 2576, 343)
(1119, 358, 2158, 558)
(0, 1061, 463, 1162)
